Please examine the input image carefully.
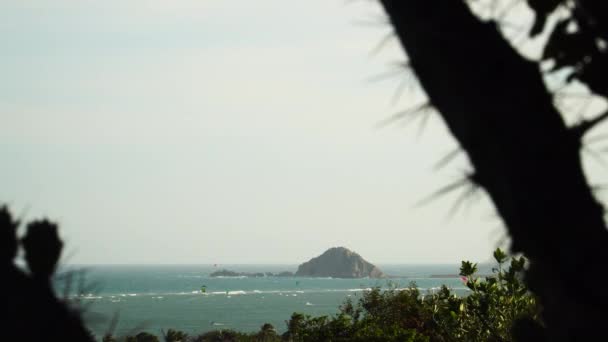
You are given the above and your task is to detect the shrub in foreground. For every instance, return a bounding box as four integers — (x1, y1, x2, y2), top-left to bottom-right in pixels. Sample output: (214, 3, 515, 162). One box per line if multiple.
(282, 249, 540, 342)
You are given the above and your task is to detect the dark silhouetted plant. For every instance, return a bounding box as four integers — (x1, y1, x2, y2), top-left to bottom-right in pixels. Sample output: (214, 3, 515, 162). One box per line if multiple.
(163, 328, 189, 342)
(1, 205, 93, 341)
(377, 1, 608, 340)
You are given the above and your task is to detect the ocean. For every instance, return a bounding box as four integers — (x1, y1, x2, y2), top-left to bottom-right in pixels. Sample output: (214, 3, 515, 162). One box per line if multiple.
(55, 264, 481, 339)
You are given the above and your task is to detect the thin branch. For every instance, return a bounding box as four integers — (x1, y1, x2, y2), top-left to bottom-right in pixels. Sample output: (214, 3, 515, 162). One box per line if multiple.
(390, 77, 412, 105)
(366, 69, 405, 83)
(350, 17, 389, 28)
(583, 133, 608, 145)
(434, 148, 463, 171)
(105, 311, 120, 338)
(369, 31, 395, 57)
(415, 106, 434, 138)
(572, 110, 608, 139)
(590, 183, 608, 193)
(583, 146, 608, 169)
(375, 102, 433, 128)
(448, 182, 481, 219)
(414, 177, 470, 208)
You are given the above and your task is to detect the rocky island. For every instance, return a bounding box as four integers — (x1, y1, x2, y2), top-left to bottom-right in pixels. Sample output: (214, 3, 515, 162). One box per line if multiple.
(295, 247, 386, 278)
(209, 247, 385, 279)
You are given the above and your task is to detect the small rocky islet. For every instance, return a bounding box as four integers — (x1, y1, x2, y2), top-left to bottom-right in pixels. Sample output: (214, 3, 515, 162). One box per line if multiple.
(209, 269, 294, 277)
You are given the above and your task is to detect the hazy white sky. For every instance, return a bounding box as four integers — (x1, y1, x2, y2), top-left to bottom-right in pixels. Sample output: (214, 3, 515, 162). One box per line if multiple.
(3, 0, 604, 264)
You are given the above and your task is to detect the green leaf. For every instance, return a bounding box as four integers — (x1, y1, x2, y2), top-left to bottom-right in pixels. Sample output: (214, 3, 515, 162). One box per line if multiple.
(459, 261, 478, 277)
(493, 248, 507, 264)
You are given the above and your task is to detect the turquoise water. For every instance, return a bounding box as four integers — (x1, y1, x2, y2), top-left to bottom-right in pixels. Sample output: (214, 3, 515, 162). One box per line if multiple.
(56, 264, 478, 339)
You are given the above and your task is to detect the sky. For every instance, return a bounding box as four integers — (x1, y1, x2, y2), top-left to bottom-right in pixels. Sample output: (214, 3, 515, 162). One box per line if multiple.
(2, 0, 606, 264)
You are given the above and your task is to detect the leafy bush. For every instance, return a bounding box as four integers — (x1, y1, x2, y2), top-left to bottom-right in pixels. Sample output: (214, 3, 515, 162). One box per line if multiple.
(164, 329, 189, 342)
(282, 248, 540, 342)
(126, 331, 160, 342)
(445, 250, 541, 341)
(189, 324, 282, 342)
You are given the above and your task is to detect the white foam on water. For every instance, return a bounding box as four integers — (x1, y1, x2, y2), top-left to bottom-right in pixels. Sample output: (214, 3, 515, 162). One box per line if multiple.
(228, 290, 246, 295)
(100, 286, 464, 299)
(346, 288, 372, 292)
(83, 296, 103, 300)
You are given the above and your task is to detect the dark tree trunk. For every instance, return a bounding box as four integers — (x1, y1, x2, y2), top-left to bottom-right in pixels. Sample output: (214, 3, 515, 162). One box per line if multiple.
(379, 1, 608, 340)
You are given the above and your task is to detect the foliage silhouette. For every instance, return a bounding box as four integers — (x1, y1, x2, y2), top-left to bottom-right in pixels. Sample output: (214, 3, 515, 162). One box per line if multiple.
(378, 0, 608, 340)
(163, 328, 190, 342)
(1, 205, 93, 341)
